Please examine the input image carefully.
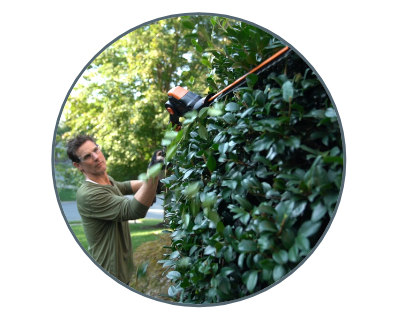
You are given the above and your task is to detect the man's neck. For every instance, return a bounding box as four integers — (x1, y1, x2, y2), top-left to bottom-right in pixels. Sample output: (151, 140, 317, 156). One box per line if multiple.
(84, 172, 111, 185)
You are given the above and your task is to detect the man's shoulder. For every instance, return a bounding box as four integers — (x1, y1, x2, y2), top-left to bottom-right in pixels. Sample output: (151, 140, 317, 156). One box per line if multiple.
(77, 181, 94, 191)
(76, 181, 106, 202)
(76, 182, 92, 202)
(76, 178, 119, 201)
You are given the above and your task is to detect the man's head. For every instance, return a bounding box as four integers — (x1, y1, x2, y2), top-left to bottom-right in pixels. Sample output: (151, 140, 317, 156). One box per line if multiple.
(66, 135, 107, 177)
(66, 135, 96, 163)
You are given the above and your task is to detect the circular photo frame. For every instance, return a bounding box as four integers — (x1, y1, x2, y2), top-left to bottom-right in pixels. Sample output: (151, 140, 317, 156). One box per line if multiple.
(52, 13, 346, 306)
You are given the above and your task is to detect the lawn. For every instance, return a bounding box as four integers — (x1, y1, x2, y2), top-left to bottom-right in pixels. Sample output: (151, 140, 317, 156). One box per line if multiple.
(69, 219, 165, 252)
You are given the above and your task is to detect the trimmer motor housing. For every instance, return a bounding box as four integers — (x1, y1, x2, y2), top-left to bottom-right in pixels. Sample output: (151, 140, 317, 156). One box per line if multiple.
(165, 86, 213, 130)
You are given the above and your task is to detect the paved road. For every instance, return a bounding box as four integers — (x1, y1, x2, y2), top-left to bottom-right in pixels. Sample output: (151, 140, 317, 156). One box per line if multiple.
(59, 195, 165, 222)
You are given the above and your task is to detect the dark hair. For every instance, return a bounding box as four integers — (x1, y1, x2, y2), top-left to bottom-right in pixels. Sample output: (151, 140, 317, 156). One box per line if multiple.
(66, 135, 96, 163)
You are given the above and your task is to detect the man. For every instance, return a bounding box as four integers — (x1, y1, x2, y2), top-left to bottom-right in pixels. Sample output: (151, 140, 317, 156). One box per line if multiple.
(66, 135, 164, 285)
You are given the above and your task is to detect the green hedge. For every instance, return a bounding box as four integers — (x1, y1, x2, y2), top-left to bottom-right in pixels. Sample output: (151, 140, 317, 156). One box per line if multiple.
(159, 18, 343, 304)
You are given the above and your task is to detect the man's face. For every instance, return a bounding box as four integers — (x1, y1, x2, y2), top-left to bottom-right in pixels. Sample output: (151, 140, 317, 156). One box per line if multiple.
(73, 140, 107, 176)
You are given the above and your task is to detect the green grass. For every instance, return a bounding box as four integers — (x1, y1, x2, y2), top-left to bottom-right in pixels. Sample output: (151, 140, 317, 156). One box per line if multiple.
(70, 219, 165, 252)
(58, 188, 76, 202)
(68, 220, 82, 225)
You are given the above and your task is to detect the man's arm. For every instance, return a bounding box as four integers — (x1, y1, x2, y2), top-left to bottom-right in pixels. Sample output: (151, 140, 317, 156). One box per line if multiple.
(133, 176, 159, 207)
(133, 149, 165, 207)
(130, 180, 143, 193)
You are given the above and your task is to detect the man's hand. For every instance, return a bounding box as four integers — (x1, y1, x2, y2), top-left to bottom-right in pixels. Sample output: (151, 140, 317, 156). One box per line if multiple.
(134, 149, 166, 207)
(149, 149, 165, 204)
(148, 149, 165, 168)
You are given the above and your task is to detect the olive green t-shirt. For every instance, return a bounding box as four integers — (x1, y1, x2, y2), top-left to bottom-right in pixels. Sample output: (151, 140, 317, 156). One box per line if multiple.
(76, 176, 149, 284)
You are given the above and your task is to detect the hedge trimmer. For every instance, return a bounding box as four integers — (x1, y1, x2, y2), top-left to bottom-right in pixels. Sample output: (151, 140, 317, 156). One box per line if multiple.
(165, 46, 291, 130)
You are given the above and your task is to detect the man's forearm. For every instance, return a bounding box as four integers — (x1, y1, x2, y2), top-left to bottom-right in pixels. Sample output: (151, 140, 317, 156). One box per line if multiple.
(130, 180, 143, 193)
(133, 176, 158, 207)
(134, 149, 164, 207)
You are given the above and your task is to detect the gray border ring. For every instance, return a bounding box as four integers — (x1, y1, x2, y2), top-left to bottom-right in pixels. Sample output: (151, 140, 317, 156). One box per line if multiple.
(52, 12, 346, 307)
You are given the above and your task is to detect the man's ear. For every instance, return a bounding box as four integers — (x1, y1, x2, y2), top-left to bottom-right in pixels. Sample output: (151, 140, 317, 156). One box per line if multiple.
(73, 162, 83, 172)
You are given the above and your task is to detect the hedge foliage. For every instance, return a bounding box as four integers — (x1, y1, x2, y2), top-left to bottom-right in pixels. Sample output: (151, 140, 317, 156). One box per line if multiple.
(158, 18, 343, 304)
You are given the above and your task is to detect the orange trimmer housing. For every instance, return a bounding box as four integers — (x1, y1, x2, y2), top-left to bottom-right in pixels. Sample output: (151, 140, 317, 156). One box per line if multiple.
(165, 87, 213, 130)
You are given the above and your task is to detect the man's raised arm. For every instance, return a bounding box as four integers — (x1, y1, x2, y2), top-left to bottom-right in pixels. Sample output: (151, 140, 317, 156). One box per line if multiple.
(133, 176, 159, 207)
(130, 180, 143, 193)
(132, 149, 165, 207)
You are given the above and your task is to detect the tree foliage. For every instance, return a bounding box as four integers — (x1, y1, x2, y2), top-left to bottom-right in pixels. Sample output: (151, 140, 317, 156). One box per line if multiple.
(159, 18, 343, 304)
(59, 16, 222, 181)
